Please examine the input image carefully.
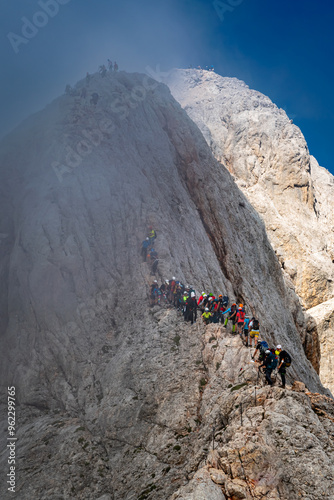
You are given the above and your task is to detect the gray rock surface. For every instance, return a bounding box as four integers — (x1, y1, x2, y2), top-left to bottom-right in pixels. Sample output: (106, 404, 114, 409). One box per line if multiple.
(164, 68, 334, 311)
(164, 67, 334, 392)
(0, 71, 332, 499)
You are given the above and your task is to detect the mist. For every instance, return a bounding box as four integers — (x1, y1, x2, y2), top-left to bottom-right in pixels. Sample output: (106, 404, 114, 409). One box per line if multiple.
(1, 0, 334, 173)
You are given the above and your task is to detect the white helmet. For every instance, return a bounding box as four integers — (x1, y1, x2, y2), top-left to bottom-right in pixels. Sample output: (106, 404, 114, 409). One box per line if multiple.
(172, 276, 176, 280)
(205, 307, 209, 312)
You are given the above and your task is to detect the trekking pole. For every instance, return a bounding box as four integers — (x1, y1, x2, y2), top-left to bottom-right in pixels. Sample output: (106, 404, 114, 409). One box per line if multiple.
(240, 402, 243, 426)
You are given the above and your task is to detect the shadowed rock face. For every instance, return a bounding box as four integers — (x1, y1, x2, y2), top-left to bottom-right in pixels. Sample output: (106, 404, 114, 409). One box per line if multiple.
(0, 71, 332, 499)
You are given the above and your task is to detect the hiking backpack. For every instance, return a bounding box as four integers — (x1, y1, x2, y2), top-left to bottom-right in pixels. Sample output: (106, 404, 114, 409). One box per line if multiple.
(267, 352, 278, 370)
(252, 319, 259, 330)
(258, 341, 268, 354)
(283, 352, 292, 367)
(222, 296, 229, 306)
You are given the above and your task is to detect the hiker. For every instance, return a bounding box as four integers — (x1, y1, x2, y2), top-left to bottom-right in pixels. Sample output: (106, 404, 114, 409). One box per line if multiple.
(90, 92, 99, 105)
(211, 295, 222, 323)
(259, 349, 277, 386)
(252, 340, 269, 362)
(276, 345, 292, 388)
(107, 59, 113, 71)
(151, 256, 159, 275)
(168, 277, 176, 303)
(202, 307, 212, 325)
(141, 237, 150, 261)
(182, 291, 188, 318)
(148, 226, 157, 246)
(174, 282, 182, 308)
(150, 280, 159, 306)
(185, 292, 197, 324)
(86, 72, 91, 85)
(197, 292, 207, 311)
(236, 305, 246, 335)
(223, 302, 237, 333)
(114, 61, 119, 72)
(243, 314, 250, 346)
(248, 317, 260, 348)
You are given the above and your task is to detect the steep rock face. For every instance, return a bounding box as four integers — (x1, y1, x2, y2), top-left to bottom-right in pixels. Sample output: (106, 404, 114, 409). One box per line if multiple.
(0, 71, 331, 499)
(307, 298, 334, 392)
(164, 69, 334, 310)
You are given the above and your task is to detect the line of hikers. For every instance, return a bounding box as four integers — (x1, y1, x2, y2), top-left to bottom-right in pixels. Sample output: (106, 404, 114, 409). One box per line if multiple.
(148, 279, 292, 388)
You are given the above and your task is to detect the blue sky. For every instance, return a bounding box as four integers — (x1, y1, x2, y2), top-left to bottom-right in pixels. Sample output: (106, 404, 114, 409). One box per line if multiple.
(1, 0, 333, 173)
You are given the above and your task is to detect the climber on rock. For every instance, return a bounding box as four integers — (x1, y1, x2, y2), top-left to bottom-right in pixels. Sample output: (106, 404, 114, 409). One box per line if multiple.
(168, 277, 176, 303)
(185, 292, 197, 324)
(236, 305, 246, 335)
(202, 307, 212, 325)
(259, 349, 277, 386)
(148, 226, 157, 246)
(150, 280, 159, 306)
(223, 302, 237, 333)
(252, 339, 269, 362)
(248, 317, 260, 348)
(141, 237, 150, 261)
(242, 314, 250, 346)
(276, 345, 292, 389)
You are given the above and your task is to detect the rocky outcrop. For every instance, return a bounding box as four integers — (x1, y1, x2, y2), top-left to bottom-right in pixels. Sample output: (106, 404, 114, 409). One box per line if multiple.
(164, 69, 334, 311)
(0, 71, 332, 499)
(307, 298, 334, 393)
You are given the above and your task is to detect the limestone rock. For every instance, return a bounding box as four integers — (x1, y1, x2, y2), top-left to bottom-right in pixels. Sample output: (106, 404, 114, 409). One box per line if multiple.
(307, 297, 334, 393)
(209, 468, 227, 485)
(0, 70, 332, 500)
(164, 68, 334, 311)
(292, 381, 306, 392)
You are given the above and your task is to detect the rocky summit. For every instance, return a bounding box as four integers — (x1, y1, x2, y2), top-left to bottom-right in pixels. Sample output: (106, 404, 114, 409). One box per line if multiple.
(0, 70, 334, 499)
(164, 68, 334, 395)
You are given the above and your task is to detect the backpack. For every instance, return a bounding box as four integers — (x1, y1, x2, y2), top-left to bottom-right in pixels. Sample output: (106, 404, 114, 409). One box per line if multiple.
(237, 310, 245, 322)
(222, 296, 229, 306)
(258, 341, 268, 353)
(252, 319, 259, 330)
(267, 352, 278, 370)
(283, 352, 292, 367)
